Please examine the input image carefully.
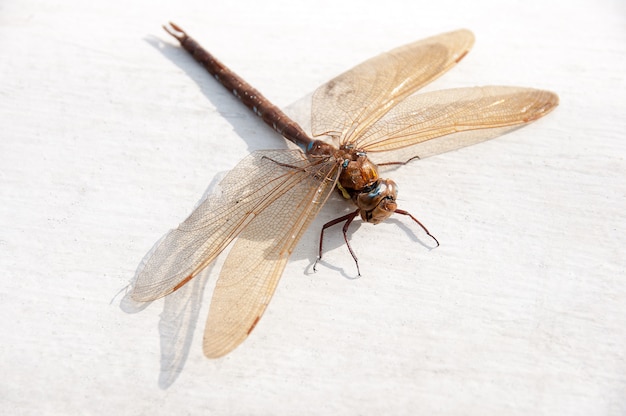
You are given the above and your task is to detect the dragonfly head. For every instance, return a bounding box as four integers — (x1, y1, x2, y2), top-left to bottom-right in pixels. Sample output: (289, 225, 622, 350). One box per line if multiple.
(355, 179, 398, 224)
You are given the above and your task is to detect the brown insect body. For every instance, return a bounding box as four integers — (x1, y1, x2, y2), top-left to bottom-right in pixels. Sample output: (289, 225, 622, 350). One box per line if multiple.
(132, 23, 559, 358)
(306, 139, 395, 224)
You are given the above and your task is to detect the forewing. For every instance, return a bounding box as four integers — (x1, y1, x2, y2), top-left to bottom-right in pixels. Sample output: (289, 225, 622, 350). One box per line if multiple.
(355, 86, 559, 164)
(203, 154, 340, 358)
(311, 29, 474, 144)
(131, 149, 332, 302)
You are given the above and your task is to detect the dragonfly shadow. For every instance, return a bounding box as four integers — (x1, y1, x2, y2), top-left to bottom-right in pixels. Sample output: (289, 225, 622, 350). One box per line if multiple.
(299, 193, 439, 279)
(120, 264, 212, 389)
(156, 264, 212, 389)
(386, 216, 441, 250)
(305, 223, 364, 280)
(295, 195, 363, 280)
(145, 35, 301, 153)
(307, 257, 362, 281)
(121, 172, 226, 388)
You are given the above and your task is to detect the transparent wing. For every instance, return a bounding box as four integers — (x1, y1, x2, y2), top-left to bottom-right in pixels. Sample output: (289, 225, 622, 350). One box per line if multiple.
(131, 149, 337, 302)
(311, 29, 474, 144)
(355, 86, 559, 164)
(202, 155, 340, 358)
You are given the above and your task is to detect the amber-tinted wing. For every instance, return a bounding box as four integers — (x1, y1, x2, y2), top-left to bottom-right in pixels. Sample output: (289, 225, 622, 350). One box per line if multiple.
(311, 29, 474, 144)
(353, 86, 559, 164)
(202, 152, 340, 358)
(131, 150, 338, 303)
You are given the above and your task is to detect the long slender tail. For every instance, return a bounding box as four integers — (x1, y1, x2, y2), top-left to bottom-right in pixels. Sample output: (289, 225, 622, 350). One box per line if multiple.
(163, 23, 314, 148)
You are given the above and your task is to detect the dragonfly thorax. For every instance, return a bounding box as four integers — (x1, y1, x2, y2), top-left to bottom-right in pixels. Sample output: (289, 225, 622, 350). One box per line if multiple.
(337, 148, 379, 192)
(306, 139, 381, 192)
(335, 145, 398, 224)
(307, 139, 399, 224)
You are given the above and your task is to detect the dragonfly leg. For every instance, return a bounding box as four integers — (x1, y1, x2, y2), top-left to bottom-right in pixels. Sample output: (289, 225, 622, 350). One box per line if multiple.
(394, 209, 440, 247)
(314, 209, 361, 276)
(377, 155, 421, 167)
(341, 211, 362, 276)
(260, 155, 307, 172)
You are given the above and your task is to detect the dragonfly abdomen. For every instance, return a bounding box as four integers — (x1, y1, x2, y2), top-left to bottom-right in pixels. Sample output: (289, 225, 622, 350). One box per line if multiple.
(164, 23, 314, 149)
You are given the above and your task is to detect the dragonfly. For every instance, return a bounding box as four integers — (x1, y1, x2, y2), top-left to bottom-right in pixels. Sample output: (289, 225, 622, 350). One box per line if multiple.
(132, 23, 558, 358)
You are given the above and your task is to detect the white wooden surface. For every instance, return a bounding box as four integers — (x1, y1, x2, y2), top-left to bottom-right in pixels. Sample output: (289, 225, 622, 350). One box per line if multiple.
(1, 0, 625, 414)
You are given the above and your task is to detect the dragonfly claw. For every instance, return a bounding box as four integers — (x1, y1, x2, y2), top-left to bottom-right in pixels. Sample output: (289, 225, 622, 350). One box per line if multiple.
(313, 257, 321, 273)
(163, 22, 187, 42)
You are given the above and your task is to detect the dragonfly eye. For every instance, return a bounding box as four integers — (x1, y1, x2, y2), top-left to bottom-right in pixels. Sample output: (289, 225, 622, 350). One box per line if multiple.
(355, 179, 398, 224)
